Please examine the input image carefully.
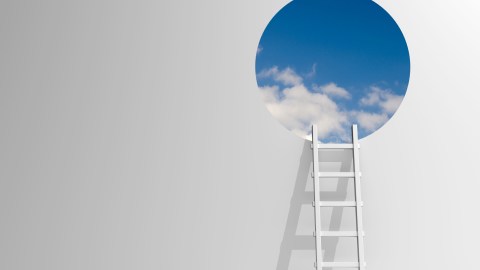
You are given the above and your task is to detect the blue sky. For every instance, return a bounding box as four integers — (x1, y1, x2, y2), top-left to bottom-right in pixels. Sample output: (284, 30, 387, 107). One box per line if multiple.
(256, 0, 410, 142)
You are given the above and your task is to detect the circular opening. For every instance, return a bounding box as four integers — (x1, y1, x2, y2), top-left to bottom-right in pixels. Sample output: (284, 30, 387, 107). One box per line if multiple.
(256, 0, 410, 142)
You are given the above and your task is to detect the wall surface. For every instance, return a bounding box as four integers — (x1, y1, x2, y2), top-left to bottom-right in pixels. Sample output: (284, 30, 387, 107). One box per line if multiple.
(1, 0, 480, 269)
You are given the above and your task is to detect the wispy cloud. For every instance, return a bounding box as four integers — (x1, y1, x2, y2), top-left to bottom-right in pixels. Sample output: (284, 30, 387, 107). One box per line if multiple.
(360, 86, 403, 114)
(258, 66, 303, 86)
(352, 111, 388, 132)
(305, 63, 317, 78)
(257, 45, 263, 55)
(353, 86, 404, 133)
(313, 82, 351, 99)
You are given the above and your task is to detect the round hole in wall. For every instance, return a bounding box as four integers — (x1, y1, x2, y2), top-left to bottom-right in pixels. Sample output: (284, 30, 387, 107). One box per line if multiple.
(256, 0, 410, 142)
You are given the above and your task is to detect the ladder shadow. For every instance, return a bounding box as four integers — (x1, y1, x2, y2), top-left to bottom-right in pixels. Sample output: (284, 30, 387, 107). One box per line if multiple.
(276, 141, 353, 270)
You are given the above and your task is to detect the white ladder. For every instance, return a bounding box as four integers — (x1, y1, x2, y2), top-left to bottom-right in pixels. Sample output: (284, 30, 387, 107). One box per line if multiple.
(311, 124, 366, 269)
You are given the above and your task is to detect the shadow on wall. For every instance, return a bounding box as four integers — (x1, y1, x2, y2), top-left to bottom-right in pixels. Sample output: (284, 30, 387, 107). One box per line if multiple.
(276, 141, 354, 270)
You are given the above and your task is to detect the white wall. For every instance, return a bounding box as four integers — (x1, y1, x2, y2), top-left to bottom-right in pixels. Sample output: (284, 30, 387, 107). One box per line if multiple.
(1, 0, 480, 269)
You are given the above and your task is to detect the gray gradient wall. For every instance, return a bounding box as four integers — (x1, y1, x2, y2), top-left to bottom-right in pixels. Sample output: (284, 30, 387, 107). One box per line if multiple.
(1, 0, 480, 269)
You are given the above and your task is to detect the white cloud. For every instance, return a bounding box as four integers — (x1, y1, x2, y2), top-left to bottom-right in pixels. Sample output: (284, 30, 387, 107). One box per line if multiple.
(359, 88, 381, 106)
(258, 66, 303, 86)
(259, 82, 348, 141)
(353, 111, 389, 132)
(360, 86, 403, 114)
(380, 94, 403, 114)
(257, 66, 404, 142)
(314, 82, 351, 99)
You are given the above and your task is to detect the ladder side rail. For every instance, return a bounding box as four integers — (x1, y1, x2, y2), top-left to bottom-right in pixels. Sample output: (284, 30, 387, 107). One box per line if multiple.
(311, 125, 323, 269)
(352, 125, 366, 270)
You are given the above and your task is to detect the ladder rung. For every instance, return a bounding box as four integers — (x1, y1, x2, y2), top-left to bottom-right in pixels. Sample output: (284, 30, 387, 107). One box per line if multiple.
(319, 201, 357, 207)
(320, 231, 358, 237)
(321, 262, 360, 268)
(317, 172, 355, 178)
(317, 143, 354, 149)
